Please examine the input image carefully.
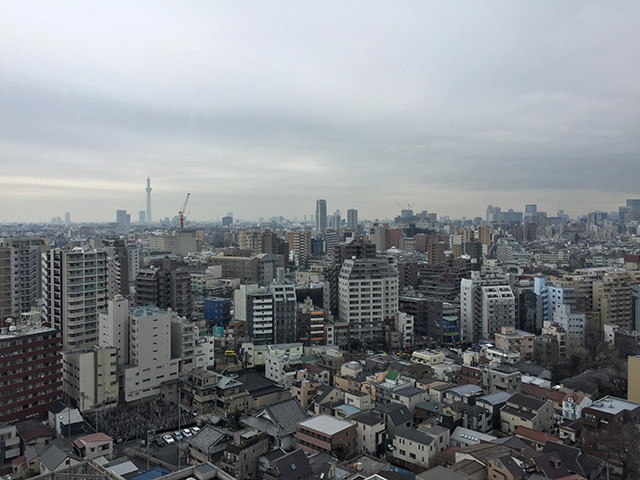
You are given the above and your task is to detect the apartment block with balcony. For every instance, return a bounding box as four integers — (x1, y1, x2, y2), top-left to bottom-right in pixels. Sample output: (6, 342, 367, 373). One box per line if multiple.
(0, 323, 63, 423)
(43, 247, 108, 351)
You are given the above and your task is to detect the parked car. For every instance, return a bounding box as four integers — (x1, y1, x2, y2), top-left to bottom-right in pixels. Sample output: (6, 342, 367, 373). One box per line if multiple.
(191, 426, 200, 434)
(182, 429, 192, 437)
(163, 434, 174, 445)
(153, 437, 165, 448)
(173, 431, 183, 442)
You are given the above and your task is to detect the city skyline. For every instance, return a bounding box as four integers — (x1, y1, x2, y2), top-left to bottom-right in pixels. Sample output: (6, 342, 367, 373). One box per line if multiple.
(1, 2, 639, 222)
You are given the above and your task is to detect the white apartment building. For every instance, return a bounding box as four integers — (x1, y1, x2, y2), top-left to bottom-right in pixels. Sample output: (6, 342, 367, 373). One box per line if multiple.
(43, 247, 108, 351)
(98, 295, 130, 365)
(481, 285, 515, 338)
(338, 258, 398, 345)
(553, 303, 585, 345)
(123, 305, 180, 402)
(62, 346, 118, 412)
(461, 272, 515, 342)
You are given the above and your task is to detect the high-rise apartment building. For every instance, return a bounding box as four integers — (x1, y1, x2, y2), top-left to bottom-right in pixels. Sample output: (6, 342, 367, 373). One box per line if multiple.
(234, 283, 298, 345)
(43, 247, 108, 351)
(461, 272, 515, 342)
(347, 209, 358, 230)
(316, 199, 327, 233)
(287, 231, 311, 268)
(593, 270, 640, 330)
(338, 258, 399, 346)
(0, 320, 63, 423)
(0, 237, 49, 320)
(239, 230, 264, 255)
(135, 261, 192, 318)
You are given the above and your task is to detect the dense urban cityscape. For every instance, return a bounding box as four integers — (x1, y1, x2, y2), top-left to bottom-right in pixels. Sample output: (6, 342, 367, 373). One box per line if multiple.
(3, 2, 640, 480)
(1, 190, 640, 480)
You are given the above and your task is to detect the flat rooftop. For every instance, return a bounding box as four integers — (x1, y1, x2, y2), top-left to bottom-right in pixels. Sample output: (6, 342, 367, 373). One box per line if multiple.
(588, 396, 640, 415)
(298, 415, 352, 436)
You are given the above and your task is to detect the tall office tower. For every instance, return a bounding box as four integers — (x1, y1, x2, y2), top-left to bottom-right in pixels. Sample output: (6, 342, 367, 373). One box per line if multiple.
(65, 212, 71, 225)
(460, 271, 515, 342)
(135, 260, 192, 318)
(316, 199, 327, 233)
(338, 258, 399, 346)
(0, 318, 63, 423)
(0, 237, 49, 319)
(287, 231, 311, 267)
(524, 204, 537, 223)
(116, 210, 131, 235)
(138, 210, 146, 224)
(146, 177, 152, 224)
(346, 209, 358, 230)
(43, 247, 108, 351)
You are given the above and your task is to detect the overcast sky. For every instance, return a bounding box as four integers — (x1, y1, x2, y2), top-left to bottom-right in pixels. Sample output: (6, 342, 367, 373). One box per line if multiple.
(1, 1, 639, 223)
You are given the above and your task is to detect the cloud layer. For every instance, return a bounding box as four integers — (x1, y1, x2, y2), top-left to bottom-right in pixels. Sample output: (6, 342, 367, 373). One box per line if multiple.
(1, 1, 639, 222)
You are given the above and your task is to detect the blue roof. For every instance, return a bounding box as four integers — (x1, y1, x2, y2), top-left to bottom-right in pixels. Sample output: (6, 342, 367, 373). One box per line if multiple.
(130, 467, 170, 480)
(334, 404, 361, 416)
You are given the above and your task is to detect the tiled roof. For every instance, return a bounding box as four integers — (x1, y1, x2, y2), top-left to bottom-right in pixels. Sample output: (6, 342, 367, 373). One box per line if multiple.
(514, 426, 559, 445)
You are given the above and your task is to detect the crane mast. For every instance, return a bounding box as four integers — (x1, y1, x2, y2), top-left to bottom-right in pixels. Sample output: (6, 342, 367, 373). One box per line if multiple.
(179, 193, 190, 228)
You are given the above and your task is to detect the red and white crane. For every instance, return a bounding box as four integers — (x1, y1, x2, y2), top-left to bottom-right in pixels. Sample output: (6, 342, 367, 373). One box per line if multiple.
(179, 193, 190, 228)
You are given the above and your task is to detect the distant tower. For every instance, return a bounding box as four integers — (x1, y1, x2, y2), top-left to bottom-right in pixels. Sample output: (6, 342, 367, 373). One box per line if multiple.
(316, 199, 327, 233)
(146, 177, 152, 224)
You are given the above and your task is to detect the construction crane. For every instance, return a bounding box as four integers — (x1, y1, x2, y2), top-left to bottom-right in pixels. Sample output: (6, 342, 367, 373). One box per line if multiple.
(179, 193, 190, 228)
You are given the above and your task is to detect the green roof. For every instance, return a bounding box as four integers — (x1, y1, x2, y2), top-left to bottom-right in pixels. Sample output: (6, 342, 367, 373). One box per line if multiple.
(386, 369, 399, 381)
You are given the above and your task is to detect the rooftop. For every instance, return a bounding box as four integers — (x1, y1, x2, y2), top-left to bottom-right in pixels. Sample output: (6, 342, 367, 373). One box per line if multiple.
(587, 396, 640, 415)
(129, 304, 171, 317)
(298, 415, 353, 436)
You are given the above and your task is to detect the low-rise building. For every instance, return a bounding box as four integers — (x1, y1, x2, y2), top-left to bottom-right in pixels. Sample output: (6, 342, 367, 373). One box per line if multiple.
(0, 422, 20, 462)
(219, 430, 269, 480)
(410, 350, 446, 366)
(296, 415, 356, 460)
(72, 433, 113, 460)
(351, 411, 386, 456)
(500, 393, 554, 434)
(494, 326, 535, 361)
(392, 426, 435, 469)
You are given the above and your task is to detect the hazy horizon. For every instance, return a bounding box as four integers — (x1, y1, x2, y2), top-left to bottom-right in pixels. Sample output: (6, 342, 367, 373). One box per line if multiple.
(2, 1, 639, 222)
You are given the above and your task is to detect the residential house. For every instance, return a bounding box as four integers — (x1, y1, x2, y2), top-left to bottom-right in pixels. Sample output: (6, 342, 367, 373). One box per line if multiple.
(351, 411, 386, 456)
(374, 402, 413, 437)
(500, 393, 554, 434)
(186, 425, 228, 464)
(72, 433, 113, 460)
(219, 430, 269, 480)
(392, 426, 435, 469)
(242, 397, 309, 450)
